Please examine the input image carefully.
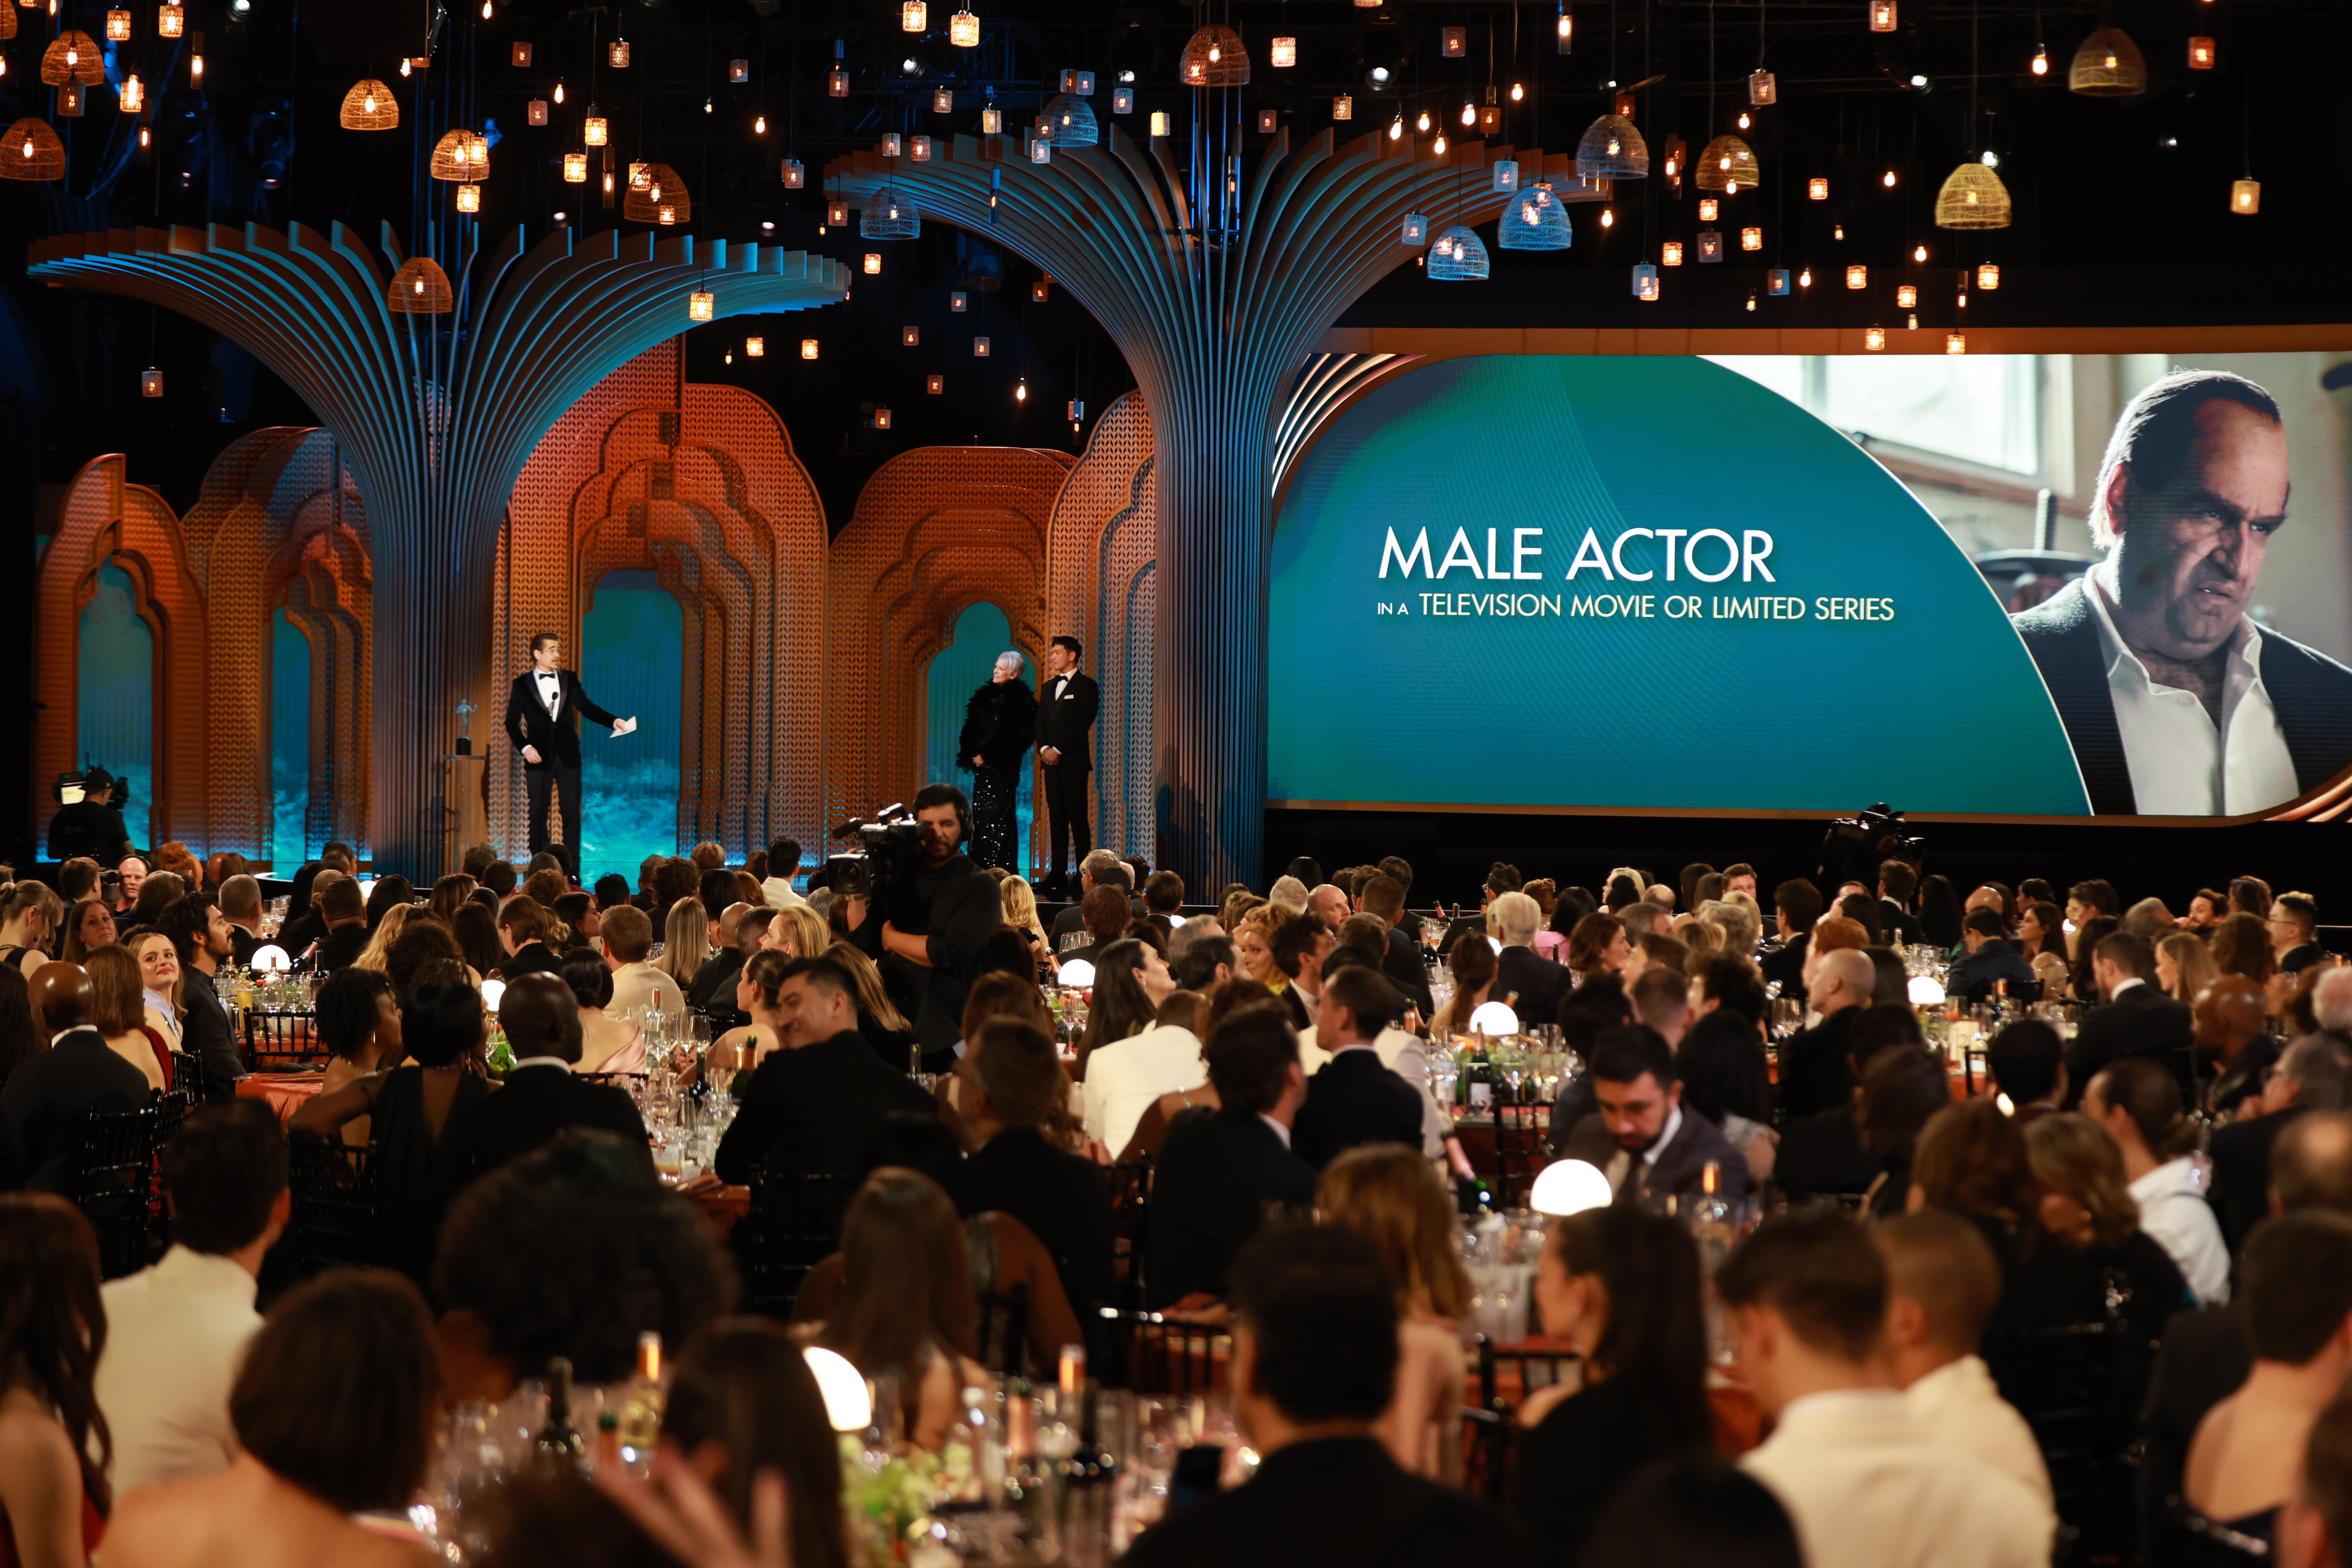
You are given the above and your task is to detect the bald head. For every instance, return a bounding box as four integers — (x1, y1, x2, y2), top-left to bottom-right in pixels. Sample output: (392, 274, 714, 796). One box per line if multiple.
(1308, 884, 1351, 931)
(498, 972, 583, 1065)
(717, 902, 751, 942)
(30, 962, 95, 1034)
(2274, 1110, 2352, 1218)
(1965, 886, 2005, 917)
(1810, 947, 1877, 1017)
(2316, 967, 2352, 1035)
(2193, 974, 2270, 1057)
(1646, 884, 1676, 912)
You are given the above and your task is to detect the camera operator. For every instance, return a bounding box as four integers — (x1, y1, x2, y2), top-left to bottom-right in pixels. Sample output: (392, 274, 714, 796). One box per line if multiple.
(845, 783, 1004, 1072)
(47, 768, 133, 865)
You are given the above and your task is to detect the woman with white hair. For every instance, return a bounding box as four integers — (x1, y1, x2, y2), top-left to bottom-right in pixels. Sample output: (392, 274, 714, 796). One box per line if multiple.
(958, 649, 1038, 871)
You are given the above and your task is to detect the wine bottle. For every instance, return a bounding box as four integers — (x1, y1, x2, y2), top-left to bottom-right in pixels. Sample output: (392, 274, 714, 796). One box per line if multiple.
(1059, 1379, 1120, 1568)
(535, 1356, 587, 1474)
(616, 1332, 664, 1458)
(1465, 1038, 1495, 1112)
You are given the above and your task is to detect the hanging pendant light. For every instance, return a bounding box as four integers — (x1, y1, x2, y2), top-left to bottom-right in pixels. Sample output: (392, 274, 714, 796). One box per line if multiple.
(688, 288, 715, 321)
(2231, 179, 2260, 214)
(782, 158, 804, 188)
(1933, 162, 2013, 228)
(563, 152, 587, 182)
(1495, 182, 1572, 250)
(1426, 226, 1490, 281)
(141, 366, 164, 396)
(622, 165, 691, 222)
(1748, 70, 1777, 105)
(1270, 35, 1296, 68)
(155, 1, 180, 35)
(747, 337, 765, 356)
(387, 256, 454, 313)
(949, 7, 978, 47)
(104, 8, 129, 39)
(584, 114, 608, 147)
(339, 78, 397, 129)
(429, 129, 489, 181)
(1333, 94, 1352, 120)
(1632, 263, 1660, 300)
(1696, 135, 1759, 193)
(1178, 23, 1250, 87)
(860, 183, 922, 238)
(117, 73, 142, 111)
(527, 100, 548, 126)
(901, 0, 926, 31)
(454, 182, 480, 213)
(42, 30, 106, 85)
(1575, 113, 1649, 179)
(609, 38, 630, 68)
(1044, 92, 1098, 146)
(2068, 27, 2146, 95)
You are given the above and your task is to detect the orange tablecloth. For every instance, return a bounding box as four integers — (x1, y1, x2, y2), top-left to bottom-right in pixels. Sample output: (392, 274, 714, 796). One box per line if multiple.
(237, 1071, 327, 1125)
(677, 1179, 749, 1239)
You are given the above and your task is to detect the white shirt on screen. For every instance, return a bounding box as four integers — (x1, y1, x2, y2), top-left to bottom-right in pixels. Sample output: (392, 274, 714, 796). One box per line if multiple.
(95, 1245, 262, 1497)
(2085, 566, 2297, 815)
(1082, 1024, 1207, 1158)
(2131, 1157, 2232, 1306)
(1901, 1354, 2054, 1510)
(1742, 1388, 2053, 1568)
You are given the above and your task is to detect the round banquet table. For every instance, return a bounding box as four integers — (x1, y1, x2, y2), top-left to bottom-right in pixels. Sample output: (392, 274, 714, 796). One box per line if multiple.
(236, 1070, 327, 1125)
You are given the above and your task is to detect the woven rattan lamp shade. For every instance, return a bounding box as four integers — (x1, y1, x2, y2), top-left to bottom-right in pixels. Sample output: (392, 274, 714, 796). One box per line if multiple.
(340, 79, 399, 130)
(387, 256, 454, 314)
(1178, 23, 1250, 87)
(1695, 135, 1760, 193)
(622, 164, 691, 222)
(0, 9, 15, 41)
(0, 118, 66, 180)
(2069, 27, 2147, 95)
(1934, 162, 2013, 228)
(1576, 113, 1649, 179)
(42, 30, 107, 86)
(429, 129, 488, 181)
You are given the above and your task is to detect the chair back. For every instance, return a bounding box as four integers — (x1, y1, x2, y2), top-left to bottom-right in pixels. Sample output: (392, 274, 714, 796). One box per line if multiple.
(1096, 1307, 1231, 1395)
(1982, 1317, 2131, 1560)
(168, 1050, 202, 1101)
(1464, 1337, 1581, 1505)
(738, 1169, 861, 1319)
(246, 1008, 324, 1070)
(73, 1104, 161, 1278)
(283, 1136, 378, 1281)
(1492, 1104, 1549, 1210)
(1106, 1160, 1152, 1309)
(974, 1283, 1031, 1379)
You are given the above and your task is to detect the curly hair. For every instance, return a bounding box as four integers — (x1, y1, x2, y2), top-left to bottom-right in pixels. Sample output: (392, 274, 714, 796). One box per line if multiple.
(433, 1130, 735, 1383)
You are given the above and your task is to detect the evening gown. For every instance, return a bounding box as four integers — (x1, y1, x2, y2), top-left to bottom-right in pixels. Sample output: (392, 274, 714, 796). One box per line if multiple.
(958, 678, 1038, 871)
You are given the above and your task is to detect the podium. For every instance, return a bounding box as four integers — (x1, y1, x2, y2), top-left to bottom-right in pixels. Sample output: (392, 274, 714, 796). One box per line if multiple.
(440, 753, 487, 873)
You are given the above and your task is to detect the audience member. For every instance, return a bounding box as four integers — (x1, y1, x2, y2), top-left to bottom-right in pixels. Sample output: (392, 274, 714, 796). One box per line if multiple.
(953, 1017, 1115, 1322)
(713, 957, 936, 1189)
(1121, 1226, 1534, 1568)
(95, 1103, 288, 1496)
(811, 1168, 988, 1452)
(1559, 1025, 1750, 1204)
(309, 875, 369, 973)
(1578, 1453, 1804, 1568)
(1986, 1018, 2067, 1123)
(1082, 990, 1208, 1160)
(2022, 1112, 2194, 1345)
(2211, 1031, 2352, 1251)
(1779, 947, 1875, 1119)
(1315, 1148, 1472, 1481)
(1722, 1206, 2051, 1568)
(1268, 911, 1334, 1032)
(1947, 907, 2040, 1005)
(2085, 1056, 2230, 1305)
(2274, 894, 2330, 975)
(2279, 1386, 2352, 1568)
(559, 949, 648, 1076)
(1, 962, 150, 1193)
(1874, 1210, 2055, 1509)
(1146, 1002, 1316, 1307)
(2157, 930, 2223, 1006)
(653, 1318, 848, 1568)
(88, 943, 172, 1091)
(1293, 965, 1422, 1170)
(2065, 931, 2195, 1105)
(0, 1195, 111, 1568)
(2197, 972, 2282, 1119)
(100, 1268, 445, 1568)
(1513, 1204, 1712, 1563)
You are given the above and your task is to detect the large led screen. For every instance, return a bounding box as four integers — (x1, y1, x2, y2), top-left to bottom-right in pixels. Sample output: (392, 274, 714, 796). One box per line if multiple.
(1268, 353, 2352, 818)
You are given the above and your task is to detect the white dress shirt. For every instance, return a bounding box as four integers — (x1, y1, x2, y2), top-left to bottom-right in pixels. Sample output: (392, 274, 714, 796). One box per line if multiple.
(1083, 1024, 1208, 1158)
(2085, 565, 2298, 816)
(1743, 1388, 2053, 1568)
(534, 668, 563, 717)
(95, 1245, 263, 1496)
(1371, 1026, 1451, 1160)
(2130, 1157, 2231, 1306)
(608, 959, 685, 1025)
(1902, 1355, 2055, 1509)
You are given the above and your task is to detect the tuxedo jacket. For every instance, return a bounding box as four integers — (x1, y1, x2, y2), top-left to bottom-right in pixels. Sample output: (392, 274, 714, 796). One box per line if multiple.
(504, 667, 619, 769)
(2011, 578, 2352, 814)
(1145, 1107, 1316, 1307)
(0, 1029, 151, 1193)
(429, 1064, 651, 1209)
(711, 1030, 938, 1187)
(1034, 670, 1100, 771)
(1493, 946, 1572, 1026)
(1560, 1106, 1752, 1204)
(2063, 982, 2194, 1107)
(1291, 1048, 1426, 1170)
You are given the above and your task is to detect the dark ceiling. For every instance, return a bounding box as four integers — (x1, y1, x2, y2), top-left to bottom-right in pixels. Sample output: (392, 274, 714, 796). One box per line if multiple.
(2, 0, 2345, 526)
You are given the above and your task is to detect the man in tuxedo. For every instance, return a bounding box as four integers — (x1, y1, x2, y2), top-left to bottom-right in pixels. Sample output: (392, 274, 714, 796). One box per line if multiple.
(1986, 1019, 2067, 1125)
(1268, 912, 1333, 1033)
(494, 895, 563, 980)
(2273, 892, 2333, 975)
(1048, 853, 1128, 948)
(1778, 947, 1875, 1120)
(1146, 1005, 1317, 1307)
(2208, 1032, 2352, 1251)
(1293, 966, 1423, 1170)
(1876, 859, 1927, 946)
(503, 631, 637, 877)
(1759, 878, 1825, 1001)
(2010, 369, 2352, 816)
(430, 974, 648, 1207)
(711, 956, 936, 1187)
(156, 895, 247, 1103)
(2063, 931, 2194, 1105)
(1033, 635, 1099, 897)
(1122, 1226, 1534, 1568)
(1559, 1025, 1750, 1204)
(216, 874, 265, 971)
(1946, 907, 2040, 1006)
(1, 963, 151, 1192)
(311, 875, 371, 973)
(954, 1017, 1116, 1319)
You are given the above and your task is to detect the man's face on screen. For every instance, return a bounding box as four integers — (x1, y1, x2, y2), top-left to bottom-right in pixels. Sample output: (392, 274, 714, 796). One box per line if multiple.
(2114, 400, 2288, 660)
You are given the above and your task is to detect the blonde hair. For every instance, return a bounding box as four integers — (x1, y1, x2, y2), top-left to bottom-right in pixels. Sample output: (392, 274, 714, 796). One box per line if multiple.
(351, 904, 418, 975)
(999, 876, 1046, 941)
(2157, 931, 2221, 1003)
(771, 906, 830, 961)
(825, 942, 913, 1035)
(2026, 1112, 2142, 1249)
(1317, 1146, 1471, 1319)
(659, 898, 709, 983)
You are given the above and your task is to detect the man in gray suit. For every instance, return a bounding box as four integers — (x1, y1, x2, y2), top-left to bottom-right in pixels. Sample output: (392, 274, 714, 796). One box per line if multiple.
(1558, 1025, 1750, 1204)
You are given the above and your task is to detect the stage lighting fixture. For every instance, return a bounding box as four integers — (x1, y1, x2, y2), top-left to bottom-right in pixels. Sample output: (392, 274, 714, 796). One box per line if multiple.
(801, 338, 818, 359)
